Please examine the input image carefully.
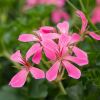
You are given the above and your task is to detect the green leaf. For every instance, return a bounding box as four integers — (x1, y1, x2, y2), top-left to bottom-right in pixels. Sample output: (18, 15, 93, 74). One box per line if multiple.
(66, 82, 84, 100)
(30, 79, 48, 98)
(55, 94, 69, 100)
(0, 86, 22, 100)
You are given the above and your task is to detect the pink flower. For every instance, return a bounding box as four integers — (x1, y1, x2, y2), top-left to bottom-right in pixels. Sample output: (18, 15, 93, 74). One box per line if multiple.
(18, 27, 59, 64)
(42, 21, 88, 81)
(43, 0, 65, 7)
(96, 0, 100, 5)
(51, 9, 70, 24)
(26, 0, 37, 7)
(76, 10, 100, 40)
(23, 0, 38, 10)
(9, 50, 45, 88)
(25, 0, 65, 8)
(91, 6, 100, 24)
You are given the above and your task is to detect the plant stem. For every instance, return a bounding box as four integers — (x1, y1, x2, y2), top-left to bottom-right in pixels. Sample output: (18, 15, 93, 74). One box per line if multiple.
(86, 15, 99, 32)
(58, 81, 67, 95)
(79, 0, 100, 32)
(67, 0, 78, 10)
(79, 0, 86, 12)
(41, 58, 50, 68)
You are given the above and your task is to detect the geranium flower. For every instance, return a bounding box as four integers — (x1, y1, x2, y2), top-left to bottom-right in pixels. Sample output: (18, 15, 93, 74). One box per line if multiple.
(18, 27, 59, 64)
(42, 21, 88, 81)
(51, 9, 70, 24)
(76, 10, 100, 40)
(9, 50, 45, 88)
(91, 6, 100, 24)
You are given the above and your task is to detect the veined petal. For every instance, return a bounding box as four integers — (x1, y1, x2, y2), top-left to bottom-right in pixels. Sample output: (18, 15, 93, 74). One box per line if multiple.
(63, 61, 81, 79)
(46, 61, 60, 81)
(40, 26, 55, 34)
(88, 31, 100, 40)
(72, 46, 88, 59)
(70, 33, 81, 44)
(57, 21, 69, 34)
(42, 40, 58, 51)
(42, 33, 60, 40)
(10, 50, 24, 64)
(66, 56, 88, 66)
(43, 46, 57, 60)
(26, 43, 41, 61)
(9, 68, 28, 88)
(18, 34, 38, 42)
(32, 47, 42, 64)
(29, 67, 45, 79)
(59, 34, 71, 49)
(76, 10, 88, 34)
(42, 40, 58, 60)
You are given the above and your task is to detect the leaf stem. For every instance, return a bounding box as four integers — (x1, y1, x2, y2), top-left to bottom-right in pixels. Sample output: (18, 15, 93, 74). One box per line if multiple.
(58, 81, 67, 95)
(79, 0, 86, 12)
(79, 0, 100, 32)
(67, 0, 78, 10)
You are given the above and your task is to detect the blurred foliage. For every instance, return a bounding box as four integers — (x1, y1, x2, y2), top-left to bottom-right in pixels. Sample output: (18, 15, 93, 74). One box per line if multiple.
(0, 0, 100, 100)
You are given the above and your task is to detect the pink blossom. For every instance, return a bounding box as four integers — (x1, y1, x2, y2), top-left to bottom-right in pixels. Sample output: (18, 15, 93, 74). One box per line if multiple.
(51, 9, 70, 24)
(25, 0, 65, 8)
(9, 50, 45, 88)
(42, 21, 88, 81)
(96, 0, 100, 5)
(76, 10, 100, 40)
(91, 6, 100, 24)
(23, 0, 38, 10)
(18, 27, 59, 64)
(43, 0, 65, 7)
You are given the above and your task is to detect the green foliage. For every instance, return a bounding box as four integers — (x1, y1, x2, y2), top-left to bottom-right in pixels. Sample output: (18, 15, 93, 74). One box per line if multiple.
(0, 0, 100, 100)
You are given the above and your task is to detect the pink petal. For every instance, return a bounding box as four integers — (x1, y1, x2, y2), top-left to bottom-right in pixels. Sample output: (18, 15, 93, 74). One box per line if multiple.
(91, 7, 100, 24)
(9, 68, 28, 88)
(57, 21, 69, 34)
(42, 40, 58, 60)
(10, 50, 24, 64)
(59, 34, 71, 49)
(88, 31, 100, 40)
(52, 9, 62, 23)
(42, 33, 60, 40)
(76, 10, 88, 34)
(97, 0, 100, 4)
(72, 46, 88, 59)
(29, 67, 45, 79)
(32, 47, 42, 64)
(43, 47, 57, 60)
(70, 33, 80, 44)
(46, 61, 60, 81)
(40, 26, 55, 34)
(63, 61, 81, 79)
(26, 43, 41, 61)
(51, 9, 70, 24)
(66, 56, 88, 66)
(18, 34, 38, 42)
(26, 0, 37, 6)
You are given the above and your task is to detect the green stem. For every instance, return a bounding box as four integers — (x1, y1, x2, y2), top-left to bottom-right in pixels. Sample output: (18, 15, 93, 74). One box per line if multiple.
(67, 0, 78, 10)
(86, 15, 99, 32)
(58, 81, 67, 95)
(79, 0, 86, 12)
(41, 58, 50, 68)
(79, 0, 100, 32)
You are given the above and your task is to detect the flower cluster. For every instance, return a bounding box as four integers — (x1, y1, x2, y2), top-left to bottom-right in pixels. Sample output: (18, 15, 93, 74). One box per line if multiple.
(23, 0, 70, 23)
(9, 10, 100, 88)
